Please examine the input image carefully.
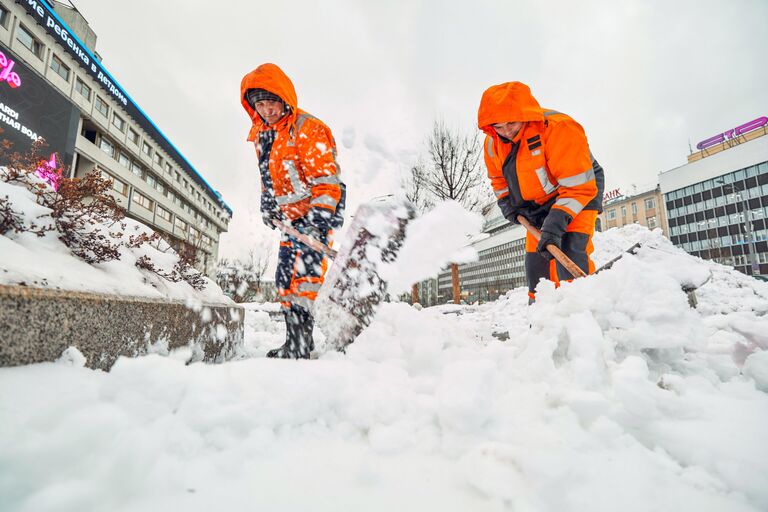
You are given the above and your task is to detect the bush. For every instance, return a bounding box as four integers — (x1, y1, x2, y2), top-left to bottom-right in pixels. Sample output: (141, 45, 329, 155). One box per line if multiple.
(1, 137, 208, 291)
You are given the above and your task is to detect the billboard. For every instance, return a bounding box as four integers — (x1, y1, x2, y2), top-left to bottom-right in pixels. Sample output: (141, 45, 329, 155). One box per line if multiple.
(0, 42, 79, 166)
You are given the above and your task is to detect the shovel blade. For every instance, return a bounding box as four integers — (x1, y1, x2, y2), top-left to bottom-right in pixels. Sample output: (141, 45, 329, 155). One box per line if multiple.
(315, 198, 415, 352)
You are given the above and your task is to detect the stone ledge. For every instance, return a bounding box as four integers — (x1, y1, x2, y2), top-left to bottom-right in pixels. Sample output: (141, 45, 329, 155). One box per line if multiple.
(0, 284, 244, 370)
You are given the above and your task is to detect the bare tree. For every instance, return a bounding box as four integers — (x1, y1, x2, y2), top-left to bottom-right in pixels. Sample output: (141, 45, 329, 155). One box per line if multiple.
(216, 245, 273, 303)
(404, 119, 491, 304)
(416, 119, 489, 212)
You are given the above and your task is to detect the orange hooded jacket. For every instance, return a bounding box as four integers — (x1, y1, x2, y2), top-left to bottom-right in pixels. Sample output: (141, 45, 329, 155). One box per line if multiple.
(477, 82, 601, 220)
(241, 63, 342, 221)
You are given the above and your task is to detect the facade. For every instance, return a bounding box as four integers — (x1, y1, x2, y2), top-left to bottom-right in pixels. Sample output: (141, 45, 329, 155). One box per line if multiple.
(659, 118, 768, 278)
(0, 0, 231, 276)
(599, 185, 668, 237)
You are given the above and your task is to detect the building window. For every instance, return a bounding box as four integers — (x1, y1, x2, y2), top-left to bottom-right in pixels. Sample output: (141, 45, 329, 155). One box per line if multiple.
(189, 226, 200, 240)
(128, 129, 139, 145)
(16, 25, 43, 58)
(142, 142, 153, 157)
(99, 137, 115, 158)
(621, 206, 627, 218)
(118, 152, 130, 168)
(153, 152, 162, 166)
(157, 205, 172, 222)
(0, 5, 10, 28)
(132, 190, 153, 211)
(94, 96, 109, 117)
(631, 202, 637, 215)
(165, 163, 173, 176)
(647, 216, 657, 229)
(111, 176, 128, 196)
(130, 161, 143, 177)
(146, 174, 157, 188)
(174, 217, 188, 233)
(112, 114, 125, 132)
(50, 54, 70, 82)
(75, 77, 91, 101)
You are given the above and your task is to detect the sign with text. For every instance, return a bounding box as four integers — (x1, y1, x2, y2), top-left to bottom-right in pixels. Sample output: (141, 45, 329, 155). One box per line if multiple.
(603, 188, 622, 201)
(14, 0, 231, 213)
(697, 116, 768, 150)
(15, 0, 128, 106)
(0, 42, 79, 165)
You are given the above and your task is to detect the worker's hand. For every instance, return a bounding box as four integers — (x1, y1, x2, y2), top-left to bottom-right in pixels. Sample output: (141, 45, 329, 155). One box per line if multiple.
(307, 207, 333, 231)
(262, 209, 281, 230)
(536, 209, 573, 260)
(536, 229, 562, 261)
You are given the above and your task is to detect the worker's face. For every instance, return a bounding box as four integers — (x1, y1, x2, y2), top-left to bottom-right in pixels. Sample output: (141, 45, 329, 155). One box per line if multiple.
(254, 99, 286, 125)
(492, 122, 524, 140)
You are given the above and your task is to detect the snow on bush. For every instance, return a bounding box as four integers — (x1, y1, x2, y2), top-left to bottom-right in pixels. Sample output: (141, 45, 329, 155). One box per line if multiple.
(0, 145, 228, 302)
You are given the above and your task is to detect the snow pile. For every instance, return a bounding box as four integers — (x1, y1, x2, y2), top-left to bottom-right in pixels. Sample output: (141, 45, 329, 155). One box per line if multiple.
(0, 173, 229, 303)
(1, 225, 767, 511)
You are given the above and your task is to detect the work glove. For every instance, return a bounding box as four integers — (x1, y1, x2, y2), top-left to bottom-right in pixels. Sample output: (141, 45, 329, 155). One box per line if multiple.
(261, 209, 282, 230)
(498, 197, 550, 228)
(536, 208, 573, 261)
(307, 206, 334, 232)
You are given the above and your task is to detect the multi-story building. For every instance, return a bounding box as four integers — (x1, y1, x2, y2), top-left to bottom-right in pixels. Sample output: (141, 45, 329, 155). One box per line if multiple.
(659, 116, 768, 278)
(0, 0, 231, 276)
(598, 184, 668, 237)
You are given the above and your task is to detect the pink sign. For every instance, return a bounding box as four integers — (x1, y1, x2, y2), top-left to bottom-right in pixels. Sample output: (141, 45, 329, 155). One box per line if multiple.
(0, 50, 22, 88)
(36, 153, 61, 191)
(697, 116, 768, 150)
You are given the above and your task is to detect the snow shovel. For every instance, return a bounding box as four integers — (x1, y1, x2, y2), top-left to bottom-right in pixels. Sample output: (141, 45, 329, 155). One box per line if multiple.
(272, 220, 338, 258)
(517, 215, 587, 279)
(274, 198, 415, 353)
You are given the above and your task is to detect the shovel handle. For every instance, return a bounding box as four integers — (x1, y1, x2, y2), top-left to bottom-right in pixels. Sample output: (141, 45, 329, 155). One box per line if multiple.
(272, 220, 338, 258)
(517, 215, 587, 279)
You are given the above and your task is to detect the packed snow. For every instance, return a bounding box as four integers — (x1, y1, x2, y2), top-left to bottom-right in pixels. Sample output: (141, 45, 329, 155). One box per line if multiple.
(0, 173, 229, 303)
(1, 224, 768, 511)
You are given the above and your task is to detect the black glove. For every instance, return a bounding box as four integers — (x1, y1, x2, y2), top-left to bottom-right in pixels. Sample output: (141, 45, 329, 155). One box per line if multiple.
(498, 197, 521, 224)
(536, 208, 573, 261)
(262, 209, 281, 230)
(307, 206, 334, 231)
(499, 197, 552, 228)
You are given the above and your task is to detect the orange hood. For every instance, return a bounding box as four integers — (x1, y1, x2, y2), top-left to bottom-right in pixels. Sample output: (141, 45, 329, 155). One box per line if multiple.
(477, 81, 544, 135)
(240, 63, 298, 133)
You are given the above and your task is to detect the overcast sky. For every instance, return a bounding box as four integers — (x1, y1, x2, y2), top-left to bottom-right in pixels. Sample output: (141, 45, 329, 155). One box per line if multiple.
(71, 0, 768, 259)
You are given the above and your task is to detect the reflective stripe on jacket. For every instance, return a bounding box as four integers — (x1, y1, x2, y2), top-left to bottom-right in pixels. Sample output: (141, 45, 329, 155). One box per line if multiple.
(478, 82, 603, 218)
(241, 63, 342, 221)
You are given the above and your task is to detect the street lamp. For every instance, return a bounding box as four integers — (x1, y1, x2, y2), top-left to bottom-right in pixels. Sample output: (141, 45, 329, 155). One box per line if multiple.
(716, 179, 760, 275)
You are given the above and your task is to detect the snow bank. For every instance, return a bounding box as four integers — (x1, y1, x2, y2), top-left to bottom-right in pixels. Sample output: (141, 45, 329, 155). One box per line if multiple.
(1, 225, 767, 511)
(0, 175, 229, 303)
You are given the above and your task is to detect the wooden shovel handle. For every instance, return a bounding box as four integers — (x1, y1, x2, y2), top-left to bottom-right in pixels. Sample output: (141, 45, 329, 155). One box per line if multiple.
(273, 220, 338, 258)
(517, 215, 587, 279)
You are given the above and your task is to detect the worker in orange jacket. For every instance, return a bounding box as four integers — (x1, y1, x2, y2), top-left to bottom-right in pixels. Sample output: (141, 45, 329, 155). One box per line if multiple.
(241, 63, 345, 358)
(478, 82, 604, 302)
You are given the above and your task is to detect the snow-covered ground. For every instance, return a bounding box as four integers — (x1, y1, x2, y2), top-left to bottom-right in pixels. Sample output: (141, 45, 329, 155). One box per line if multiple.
(1, 225, 768, 511)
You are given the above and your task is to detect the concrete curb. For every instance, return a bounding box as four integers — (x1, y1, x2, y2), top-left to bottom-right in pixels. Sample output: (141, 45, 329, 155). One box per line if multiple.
(0, 284, 244, 370)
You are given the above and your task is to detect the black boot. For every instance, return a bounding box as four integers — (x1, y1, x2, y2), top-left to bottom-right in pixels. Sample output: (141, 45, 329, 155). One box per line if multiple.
(267, 307, 312, 359)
